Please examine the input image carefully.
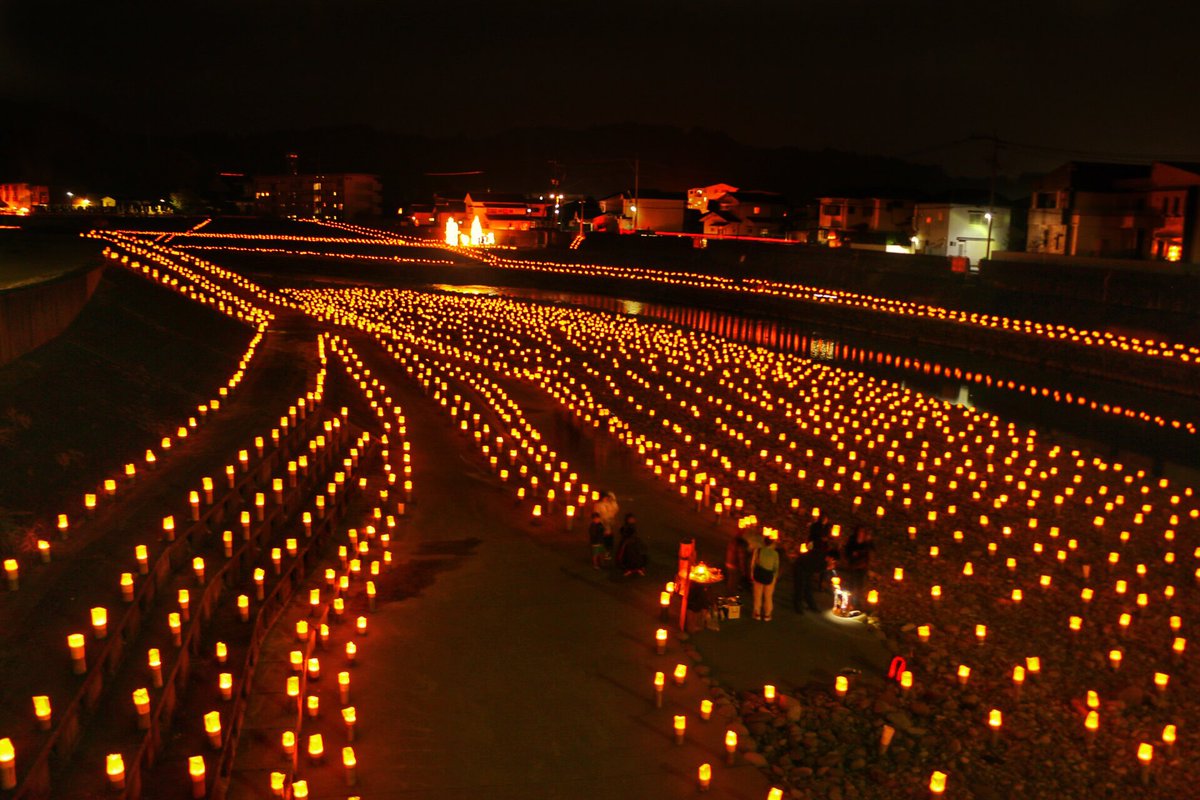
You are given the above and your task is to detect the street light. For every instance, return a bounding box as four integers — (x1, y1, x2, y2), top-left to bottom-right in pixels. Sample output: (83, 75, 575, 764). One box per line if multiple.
(984, 212, 994, 261)
(630, 204, 638, 233)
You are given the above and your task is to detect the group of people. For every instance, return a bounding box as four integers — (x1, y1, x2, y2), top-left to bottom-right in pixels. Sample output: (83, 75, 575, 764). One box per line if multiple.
(724, 515, 875, 620)
(588, 491, 647, 575)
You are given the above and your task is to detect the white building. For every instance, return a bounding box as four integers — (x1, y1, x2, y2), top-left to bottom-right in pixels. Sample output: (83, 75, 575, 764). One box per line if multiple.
(912, 203, 1011, 264)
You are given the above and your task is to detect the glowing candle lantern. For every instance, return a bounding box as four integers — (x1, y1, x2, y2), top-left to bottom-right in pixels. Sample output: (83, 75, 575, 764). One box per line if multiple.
(975, 624, 987, 643)
(929, 770, 948, 796)
(189, 755, 206, 799)
(674, 714, 687, 744)
(37, 540, 49, 564)
(698, 762, 712, 791)
(900, 670, 913, 692)
(917, 625, 931, 643)
(987, 709, 1002, 743)
(346, 641, 357, 663)
(219, 672, 233, 701)
(355, 615, 368, 636)
(193, 557, 205, 584)
(931, 585, 942, 600)
(68, 633, 87, 674)
(763, 683, 776, 703)
(162, 515, 175, 542)
(169, 613, 182, 647)
(1137, 742, 1153, 785)
(1026, 656, 1041, 676)
(306, 694, 319, 719)
(281, 730, 295, 756)
(836, 675, 849, 699)
(3, 559, 17, 591)
(1086, 690, 1100, 709)
(0, 739, 15, 790)
(204, 711, 222, 749)
(893, 567, 904, 581)
(178, 589, 190, 621)
(307, 733, 324, 765)
(1011, 588, 1023, 603)
(342, 705, 357, 741)
(1109, 649, 1123, 670)
(136, 544, 149, 575)
(957, 664, 971, 686)
(106, 753, 125, 790)
(270, 771, 285, 797)
(254, 568, 265, 600)
(700, 698, 713, 720)
(672, 664, 688, 686)
(725, 729, 738, 764)
(655, 628, 667, 655)
(91, 607, 108, 639)
(1162, 724, 1177, 749)
(653, 671, 665, 707)
(32, 695, 51, 730)
(148, 649, 163, 687)
(58, 514, 69, 539)
(1154, 672, 1169, 693)
(85, 493, 97, 514)
(1069, 616, 1082, 634)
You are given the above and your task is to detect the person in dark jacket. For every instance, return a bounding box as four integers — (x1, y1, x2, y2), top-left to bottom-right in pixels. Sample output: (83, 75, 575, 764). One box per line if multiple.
(615, 514, 646, 575)
(588, 512, 606, 569)
(841, 526, 874, 602)
(794, 529, 830, 613)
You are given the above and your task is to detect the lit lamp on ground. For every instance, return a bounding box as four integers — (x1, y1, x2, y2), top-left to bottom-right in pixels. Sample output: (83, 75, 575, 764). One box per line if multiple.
(725, 730, 738, 764)
(700, 699, 713, 720)
(655, 628, 667, 655)
(68, 633, 87, 674)
(343, 706, 357, 742)
(4, 559, 19, 591)
(929, 770, 948, 797)
(654, 671, 664, 707)
(698, 763, 712, 791)
(1138, 742, 1154, 785)
(106, 753, 125, 790)
(33, 696, 51, 730)
(673, 715, 686, 744)
(91, 607, 108, 639)
(204, 711, 222, 749)
(148, 649, 163, 687)
(189, 756, 206, 799)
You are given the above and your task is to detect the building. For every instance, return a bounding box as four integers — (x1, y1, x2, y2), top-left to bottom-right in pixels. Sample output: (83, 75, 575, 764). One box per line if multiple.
(913, 202, 1012, 264)
(687, 183, 739, 213)
(0, 183, 49, 214)
(252, 173, 381, 220)
(598, 190, 687, 232)
(698, 190, 788, 238)
(816, 197, 914, 247)
(1137, 162, 1200, 262)
(1023, 161, 1200, 263)
(462, 193, 553, 233)
(1024, 162, 1152, 259)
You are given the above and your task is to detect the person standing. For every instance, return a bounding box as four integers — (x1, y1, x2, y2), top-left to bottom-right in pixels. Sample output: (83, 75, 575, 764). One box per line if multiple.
(594, 491, 619, 563)
(616, 513, 647, 575)
(750, 537, 780, 621)
(587, 512, 606, 569)
(793, 528, 829, 613)
(724, 529, 749, 596)
(841, 526, 874, 603)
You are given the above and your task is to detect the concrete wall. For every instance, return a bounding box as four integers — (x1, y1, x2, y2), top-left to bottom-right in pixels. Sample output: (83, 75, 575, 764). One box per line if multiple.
(0, 263, 106, 366)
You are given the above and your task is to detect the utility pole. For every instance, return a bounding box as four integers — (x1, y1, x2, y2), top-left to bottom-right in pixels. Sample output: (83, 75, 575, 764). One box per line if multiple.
(633, 156, 640, 233)
(985, 134, 999, 262)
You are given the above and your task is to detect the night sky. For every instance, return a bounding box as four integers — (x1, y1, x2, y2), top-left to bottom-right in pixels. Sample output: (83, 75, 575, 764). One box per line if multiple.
(4, 0, 1200, 177)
